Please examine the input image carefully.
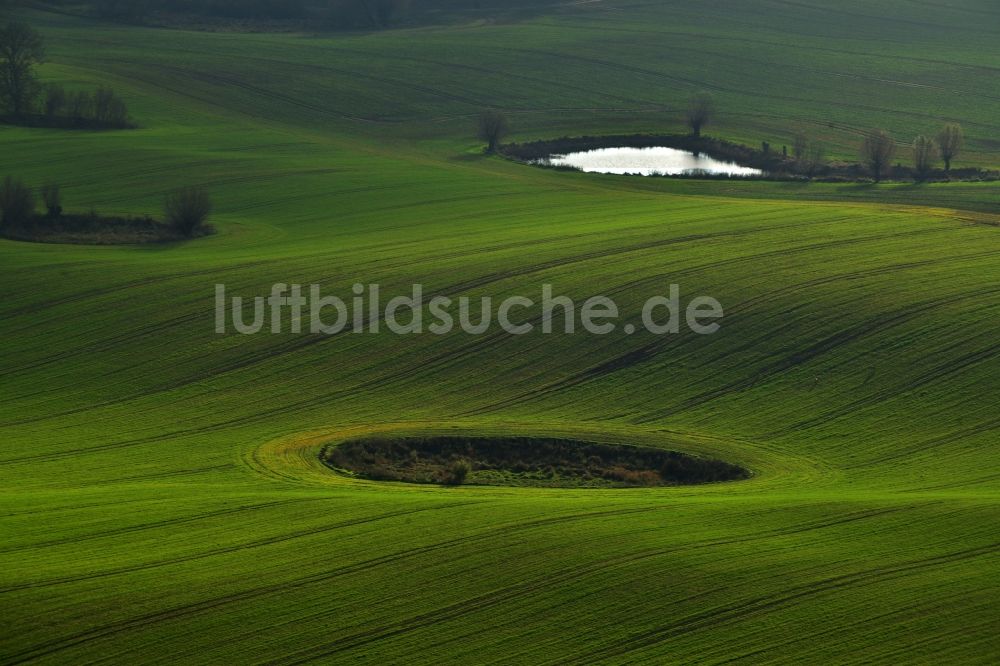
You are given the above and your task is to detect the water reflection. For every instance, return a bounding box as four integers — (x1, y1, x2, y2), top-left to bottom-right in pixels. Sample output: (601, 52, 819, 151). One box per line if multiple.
(546, 146, 762, 177)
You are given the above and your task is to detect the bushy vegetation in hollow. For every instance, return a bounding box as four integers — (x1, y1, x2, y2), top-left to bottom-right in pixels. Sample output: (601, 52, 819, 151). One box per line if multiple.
(324, 436, 749, 487)
(0, 210, 206, 244)
(0, 177, 213, 243)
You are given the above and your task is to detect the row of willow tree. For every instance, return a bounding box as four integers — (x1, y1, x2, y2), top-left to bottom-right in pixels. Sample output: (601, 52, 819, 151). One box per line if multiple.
(0, 20, 132, 127)
(860, 125, 964, 182)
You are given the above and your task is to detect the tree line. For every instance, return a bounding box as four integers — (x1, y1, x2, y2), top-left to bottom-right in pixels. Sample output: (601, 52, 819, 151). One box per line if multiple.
(0, 20, 133, 128)
(478, 92, 970, 183)
(860, 124, 963, 182)
(70, 0, 415, 29)
(54, 0, 568, 29)
(684, 92, 966, 181)
(0, 176, 212, 238)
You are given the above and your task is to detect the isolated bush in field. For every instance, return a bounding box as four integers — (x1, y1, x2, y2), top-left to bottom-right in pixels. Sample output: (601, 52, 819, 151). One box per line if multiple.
(477, 109, 509, 153)
(165, 186, 212, 237)
(44, 83, 66, 118)
(861, 129, 896, 182)
(912, 135, 937, 182)
(0, 21, 45, 117)
(40, 183, 62, 217)
(685, 91, 714, 138)
(0, 175, 35, 227)
(936, 123, 963, 173)
(443, 458, 471, 485)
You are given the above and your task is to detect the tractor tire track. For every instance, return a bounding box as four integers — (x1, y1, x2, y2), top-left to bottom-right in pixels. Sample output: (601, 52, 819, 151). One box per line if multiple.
(574, 541, 999, 663)
(460, 245, 1000, 418)
(267, 506, 919, 663)
(4, 505, 911, 663)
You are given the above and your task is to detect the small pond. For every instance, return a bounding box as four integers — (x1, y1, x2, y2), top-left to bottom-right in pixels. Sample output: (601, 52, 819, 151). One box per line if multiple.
(544, 146, 763, 177)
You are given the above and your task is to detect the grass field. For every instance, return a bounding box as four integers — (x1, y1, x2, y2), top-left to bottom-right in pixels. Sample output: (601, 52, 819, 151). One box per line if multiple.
(2, 1, 999, 663)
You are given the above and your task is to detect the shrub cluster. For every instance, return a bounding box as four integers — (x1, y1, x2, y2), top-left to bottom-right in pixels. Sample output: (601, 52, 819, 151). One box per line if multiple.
(0, 20, 134, 128)
(42, 85, 132, 129)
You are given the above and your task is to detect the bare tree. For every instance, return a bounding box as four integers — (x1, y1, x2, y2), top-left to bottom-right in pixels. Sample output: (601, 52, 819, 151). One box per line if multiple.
(0, 21, 45, 117)
(792, 131, 809, 161)
(686, 91, 714, 138)
(92, 86, 129, 127)
(477, 109, 509, 153)
(861, 130, 896, 182)
(804, 143, 825, 177)
(912, 135, 936, 182)
(44, 83, 66, 118)
(68, 90, 92, 125)
(165, 186, 212, 237)
(41, 182, 61, 217)
(936, 123, 963, 173)
(0, 175, 35, 227)
(93, 86, 114, 123)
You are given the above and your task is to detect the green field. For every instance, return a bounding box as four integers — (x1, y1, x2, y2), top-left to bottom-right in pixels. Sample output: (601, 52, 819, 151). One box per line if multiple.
(2, 1, 999, 663)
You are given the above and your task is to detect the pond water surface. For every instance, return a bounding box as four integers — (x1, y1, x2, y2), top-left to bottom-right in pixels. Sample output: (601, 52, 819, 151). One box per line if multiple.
(546, 146, 763, 177)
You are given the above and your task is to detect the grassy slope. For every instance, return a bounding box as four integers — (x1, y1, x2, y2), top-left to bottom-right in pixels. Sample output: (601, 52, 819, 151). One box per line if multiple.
(2, 1, 999, 663)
